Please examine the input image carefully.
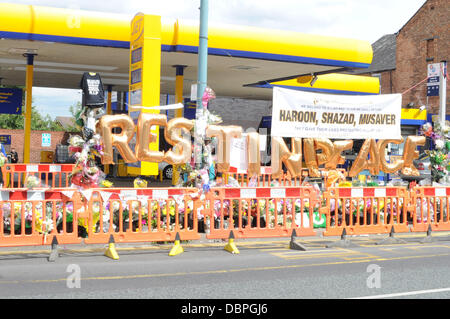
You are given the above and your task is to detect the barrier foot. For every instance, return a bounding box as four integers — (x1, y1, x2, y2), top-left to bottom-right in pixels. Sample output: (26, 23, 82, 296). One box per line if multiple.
(289, 229, 307, 251)
(48, 236, 59, 262)
(224, 231, 240, 254)
(420, 224, 435, 244)
(169, 232, 184, 256)
(104, 235, 120, 260)
(326, 228, 359, 248)
(376, 226, 406, 245)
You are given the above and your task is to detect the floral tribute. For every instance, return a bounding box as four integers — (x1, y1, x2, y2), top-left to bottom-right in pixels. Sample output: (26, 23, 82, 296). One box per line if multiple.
(1, 201, 65, 236)
(421, 122, 450, 183)
(0, 152, 6, 168)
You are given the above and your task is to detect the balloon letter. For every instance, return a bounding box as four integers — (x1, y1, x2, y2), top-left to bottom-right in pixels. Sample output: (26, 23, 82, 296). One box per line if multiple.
(401, 136, 425, 176)
(326, 140, 353, 170)
(349, 139, 380, 177)
(303, 138, 320, 177)
(377, 138, 404, 173)
(206, 125, 242, 173)
(99, 114, 137, 164)
(271, 137, 303, 179)
(136, 113, 167, 163)
(164, 118, 194, 164)
(247, 132, 261, 177)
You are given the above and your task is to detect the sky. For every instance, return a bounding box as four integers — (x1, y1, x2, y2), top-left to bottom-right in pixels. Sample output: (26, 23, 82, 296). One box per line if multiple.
(5, 0, 428, 119)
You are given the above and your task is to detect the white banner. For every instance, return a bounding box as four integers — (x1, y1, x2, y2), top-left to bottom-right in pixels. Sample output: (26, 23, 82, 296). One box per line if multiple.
(271, 87, 402, 139)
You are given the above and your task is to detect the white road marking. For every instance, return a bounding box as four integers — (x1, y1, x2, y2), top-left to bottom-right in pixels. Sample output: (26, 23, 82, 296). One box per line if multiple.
(352, 287, 450, 299)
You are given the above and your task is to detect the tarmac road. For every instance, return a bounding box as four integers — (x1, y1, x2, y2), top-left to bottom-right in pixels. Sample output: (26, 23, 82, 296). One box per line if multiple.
(0, 232, 450, 300)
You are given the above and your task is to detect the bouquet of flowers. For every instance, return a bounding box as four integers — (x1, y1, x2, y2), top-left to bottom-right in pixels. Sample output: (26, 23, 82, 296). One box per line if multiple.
(421, 122, 450, 183)
(68, 132, 110, 189)
(25, 175, 41, 189)
(0, 152, 6, 168)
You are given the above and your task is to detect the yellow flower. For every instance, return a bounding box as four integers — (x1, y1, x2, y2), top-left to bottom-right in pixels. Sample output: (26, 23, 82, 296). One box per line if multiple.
(101, 180, 113, 188)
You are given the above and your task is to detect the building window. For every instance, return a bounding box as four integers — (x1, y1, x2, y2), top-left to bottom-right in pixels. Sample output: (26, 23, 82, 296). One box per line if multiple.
(426, 38, 435, 62)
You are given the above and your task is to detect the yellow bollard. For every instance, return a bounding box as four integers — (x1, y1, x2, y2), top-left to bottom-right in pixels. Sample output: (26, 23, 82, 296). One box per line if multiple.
(169, 232, 184, 256)
(224, 231, 240, 254)
(104, 235, 119, 260)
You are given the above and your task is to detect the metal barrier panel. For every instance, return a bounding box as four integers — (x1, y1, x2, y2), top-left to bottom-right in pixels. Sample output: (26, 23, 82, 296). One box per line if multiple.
(321, 187, 410, 236)
(81, 188, 202, 244)
(1, 164, 74, 188)
(410, 186, 450, 232)
(206, 187, 318, 239)
(0, 188, 81, 247)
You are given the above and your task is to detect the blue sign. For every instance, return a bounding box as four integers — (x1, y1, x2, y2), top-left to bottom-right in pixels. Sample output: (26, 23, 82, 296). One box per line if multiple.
(0, 88, 23, 114)
(184, 98, 196, 120)
(0, 135, 11, 145)
(259, 116, 272, 128)
(427, 76, 439, 96)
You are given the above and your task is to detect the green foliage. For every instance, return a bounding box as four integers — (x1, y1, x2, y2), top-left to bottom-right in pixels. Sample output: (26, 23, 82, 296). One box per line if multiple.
(65, 102, 83, 133)
(0, 105, 66, 131)
(0, 106, 64, 131)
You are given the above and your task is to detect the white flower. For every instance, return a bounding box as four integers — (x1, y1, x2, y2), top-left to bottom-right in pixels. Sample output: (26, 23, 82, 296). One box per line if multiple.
(435, 139, 445, 149)
(42, 218, 54, 234)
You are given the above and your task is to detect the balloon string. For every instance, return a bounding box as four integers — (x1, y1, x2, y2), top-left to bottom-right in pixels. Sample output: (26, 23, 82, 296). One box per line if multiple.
(401, 76, 429, 95)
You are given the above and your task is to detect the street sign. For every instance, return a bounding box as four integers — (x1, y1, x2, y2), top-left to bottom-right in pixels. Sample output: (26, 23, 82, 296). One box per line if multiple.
(427, 63, 440, 97)
(183, 98, 196, 120)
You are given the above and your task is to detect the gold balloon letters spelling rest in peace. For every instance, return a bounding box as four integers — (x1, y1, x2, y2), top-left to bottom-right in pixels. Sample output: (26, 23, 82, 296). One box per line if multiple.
(97, 114, 425, 177)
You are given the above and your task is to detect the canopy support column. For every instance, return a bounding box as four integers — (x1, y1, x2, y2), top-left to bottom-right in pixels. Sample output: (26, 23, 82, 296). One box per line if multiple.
(23, 53, 37, 164)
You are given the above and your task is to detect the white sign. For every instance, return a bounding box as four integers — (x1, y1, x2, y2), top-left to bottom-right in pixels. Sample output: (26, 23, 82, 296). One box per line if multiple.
(230, 136, 248, 171)
(271, 87, 402, 139)
(427, 63, 441, 77)
(41, 133, 51, 147)
(190, 84, 197, 101)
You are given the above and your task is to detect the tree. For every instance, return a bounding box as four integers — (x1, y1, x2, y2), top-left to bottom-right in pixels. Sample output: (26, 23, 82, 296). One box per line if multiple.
(65, 102, 83, 133)
(0, 105, 65, 131)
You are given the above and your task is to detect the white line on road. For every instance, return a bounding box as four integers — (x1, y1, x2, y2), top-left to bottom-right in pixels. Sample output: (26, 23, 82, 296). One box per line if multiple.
(352, 287, 450, 299)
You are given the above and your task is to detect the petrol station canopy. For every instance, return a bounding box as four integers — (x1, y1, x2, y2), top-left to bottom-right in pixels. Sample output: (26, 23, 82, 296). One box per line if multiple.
(0, 3, 378, 100)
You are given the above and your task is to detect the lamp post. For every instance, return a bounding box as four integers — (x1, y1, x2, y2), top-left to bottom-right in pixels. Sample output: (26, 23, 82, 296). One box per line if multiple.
(438, 61, 447, 128)
(194, 0, 209, 168)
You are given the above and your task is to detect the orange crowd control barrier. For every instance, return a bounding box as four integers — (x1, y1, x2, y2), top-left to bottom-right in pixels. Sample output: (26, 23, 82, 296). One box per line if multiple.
(205, 186, 319, 239)
(321, 187, 410, 236)
(0, 187, 82, 247)
(3, 184, 450, 251)
(76, 187, 202, 245)
(410, 186, 450, 232)
(1, 164, 74, 188)
(0, 187, 202, 248)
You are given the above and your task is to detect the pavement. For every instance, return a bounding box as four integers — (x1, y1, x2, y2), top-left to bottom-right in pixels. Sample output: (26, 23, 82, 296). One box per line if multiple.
(1, 227, 450, 258)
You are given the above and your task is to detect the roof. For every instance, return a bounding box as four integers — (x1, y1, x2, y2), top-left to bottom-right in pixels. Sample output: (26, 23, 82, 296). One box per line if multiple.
(0, 3, 373, 68)
(248, 73, 380, 95)
(351, 34, 396, 74)
(55, 116, 76, 130)
(0, 3, 375, 100)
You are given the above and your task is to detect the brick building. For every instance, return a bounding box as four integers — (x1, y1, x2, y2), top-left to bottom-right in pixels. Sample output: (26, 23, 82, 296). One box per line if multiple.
(0, 129, 72, 163)
(353, 0, 449, 115)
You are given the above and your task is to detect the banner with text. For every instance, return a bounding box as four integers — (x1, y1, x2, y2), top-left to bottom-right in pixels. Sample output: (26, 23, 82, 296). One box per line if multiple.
(271, 87, 402, 139)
